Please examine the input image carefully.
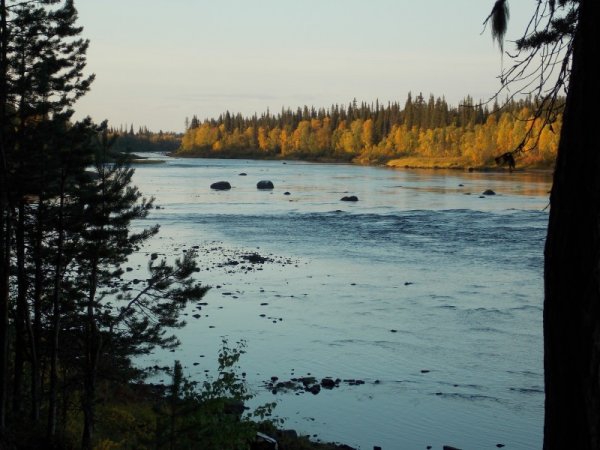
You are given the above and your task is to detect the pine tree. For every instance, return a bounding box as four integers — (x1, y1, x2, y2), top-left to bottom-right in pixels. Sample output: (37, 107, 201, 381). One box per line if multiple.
(1, 0, 94, 433)
(485, 1, 599, 447)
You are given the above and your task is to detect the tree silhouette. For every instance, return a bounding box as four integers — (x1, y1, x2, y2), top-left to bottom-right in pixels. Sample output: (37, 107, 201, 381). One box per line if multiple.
(486, 1, 600, 448)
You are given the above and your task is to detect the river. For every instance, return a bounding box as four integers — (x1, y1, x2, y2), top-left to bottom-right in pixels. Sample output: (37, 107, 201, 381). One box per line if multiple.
(130, 155, 550, 450)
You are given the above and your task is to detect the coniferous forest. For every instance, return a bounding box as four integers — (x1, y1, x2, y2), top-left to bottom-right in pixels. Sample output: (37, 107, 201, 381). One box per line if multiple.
(177, 94, 562, 168)
(0, 1, 222, 448)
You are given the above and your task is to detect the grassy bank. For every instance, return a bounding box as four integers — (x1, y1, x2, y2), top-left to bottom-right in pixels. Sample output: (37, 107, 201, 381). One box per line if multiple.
(385, 155, 554, 171)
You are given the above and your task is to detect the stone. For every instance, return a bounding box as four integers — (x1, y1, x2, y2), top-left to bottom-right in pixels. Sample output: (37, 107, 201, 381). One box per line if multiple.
(257, 180, 274, 190)
(321, 378, 336, 389)
(308, 384, 321, 395)
(243, 253, 268, 264)
(300, 376, 316, 386)
(210, 181, 231, 190)
(341, 195, 359, 202)
(482, 189, 496, 195)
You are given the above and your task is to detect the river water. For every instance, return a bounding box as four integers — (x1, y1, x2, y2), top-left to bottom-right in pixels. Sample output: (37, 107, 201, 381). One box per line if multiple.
(131, 155, 551, 450)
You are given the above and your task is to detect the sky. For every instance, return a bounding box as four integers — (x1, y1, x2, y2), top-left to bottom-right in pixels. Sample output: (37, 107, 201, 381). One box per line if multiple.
(72, 0, 535, 133)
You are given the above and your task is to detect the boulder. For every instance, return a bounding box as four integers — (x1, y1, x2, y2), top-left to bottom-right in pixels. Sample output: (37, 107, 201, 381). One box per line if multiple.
(257, 180, 274, 190)
(482, 189, 496, 196)
(341, 195, 359, 202)
(321, 378, 336, 389)
(210, 181, 231, 190)
(307, 384, 321, 395)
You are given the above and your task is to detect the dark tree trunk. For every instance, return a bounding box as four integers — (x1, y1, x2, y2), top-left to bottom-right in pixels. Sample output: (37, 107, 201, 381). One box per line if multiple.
(12, 200, 27, 414)
(0, 0, 9, 434)
(30, 198, 44, 423)
(543, 1, 600, 449)
(81, 264, 99, 450)
(47, 178, 66, 438)
(81, 370, 95, 450)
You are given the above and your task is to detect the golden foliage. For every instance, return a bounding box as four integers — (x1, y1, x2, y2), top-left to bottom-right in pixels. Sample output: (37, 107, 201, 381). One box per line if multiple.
(179, 107, 560, 167)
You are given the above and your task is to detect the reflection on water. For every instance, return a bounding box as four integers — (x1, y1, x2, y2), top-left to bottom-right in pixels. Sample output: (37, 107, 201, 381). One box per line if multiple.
(131, 156, 549, 450)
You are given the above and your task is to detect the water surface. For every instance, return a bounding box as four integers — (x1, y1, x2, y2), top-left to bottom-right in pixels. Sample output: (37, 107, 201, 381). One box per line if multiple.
(131, 156, 550, 450)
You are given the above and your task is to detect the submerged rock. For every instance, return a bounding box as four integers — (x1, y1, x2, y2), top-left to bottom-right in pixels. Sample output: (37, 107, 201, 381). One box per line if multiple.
(341, 195, 359, 202)
(482, 189, 496, 195)
(210, 181, 231, 190)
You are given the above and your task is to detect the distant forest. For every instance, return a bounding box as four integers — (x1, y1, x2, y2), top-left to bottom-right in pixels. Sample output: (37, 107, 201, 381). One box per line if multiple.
(176, 93, 562, 168)
(109, 125, 181, 154)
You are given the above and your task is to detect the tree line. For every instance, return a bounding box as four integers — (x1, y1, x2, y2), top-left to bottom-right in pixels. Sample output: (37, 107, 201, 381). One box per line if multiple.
(178, 94, 562, 167)
(108, 125, 181, 154)
(0, 2, 208, 448)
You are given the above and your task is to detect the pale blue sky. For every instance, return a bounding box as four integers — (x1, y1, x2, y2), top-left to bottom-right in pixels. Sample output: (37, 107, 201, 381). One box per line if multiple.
(72, 0, 534, 132)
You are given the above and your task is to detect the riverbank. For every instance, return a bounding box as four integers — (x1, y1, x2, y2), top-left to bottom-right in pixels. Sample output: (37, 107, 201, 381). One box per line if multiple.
(170, 149, 553, 173)
(384, 155, 554, 172)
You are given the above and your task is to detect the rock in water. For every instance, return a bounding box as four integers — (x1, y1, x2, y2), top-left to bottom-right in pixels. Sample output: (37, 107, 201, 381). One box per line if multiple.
(482, 189, 496, 195)
(321, 378, 336, 389)
(341, 195, 359, 202)
(257, 180, 274, 190)
(210, 181, 231, 190)
(308, 384, 321, 395)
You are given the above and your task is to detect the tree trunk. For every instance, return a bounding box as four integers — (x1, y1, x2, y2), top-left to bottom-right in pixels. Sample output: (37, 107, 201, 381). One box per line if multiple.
(81, 263, 99, 450)
(12, 200, 27, 414)
(543, 1, 600, 449)
(47, 177, 66, 438)
(0, 0, 9, 434)
(30, 197, 44, 423)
